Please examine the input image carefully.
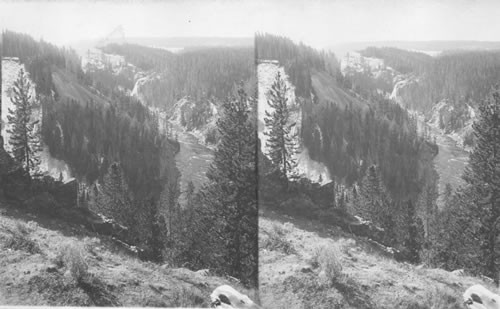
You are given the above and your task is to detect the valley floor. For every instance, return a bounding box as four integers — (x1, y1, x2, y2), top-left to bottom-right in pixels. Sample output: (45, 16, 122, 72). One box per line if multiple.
(170, 120, 213, 206)
(0, 199, 248, 307)
(427, 122, 469, 208)
(259, 209, 494, 309)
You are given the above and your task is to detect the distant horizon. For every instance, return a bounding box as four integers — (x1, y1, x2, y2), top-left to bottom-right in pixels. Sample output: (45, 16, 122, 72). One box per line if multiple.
(5, 27, 500, 48)
(1, 0, 500, 49)
(5, 28, 500, 59)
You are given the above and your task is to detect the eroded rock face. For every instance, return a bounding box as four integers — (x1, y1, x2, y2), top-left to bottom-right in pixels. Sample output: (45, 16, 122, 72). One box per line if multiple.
(427, 99, 476, 148)
(170, 97, 219, 144)
(429, 100, 474, 133)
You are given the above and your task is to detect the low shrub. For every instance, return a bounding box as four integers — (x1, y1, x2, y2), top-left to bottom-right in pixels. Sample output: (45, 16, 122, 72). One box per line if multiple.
(168, 287, 205, 307)
(402, 287, 463, 309)
(55, 243, 89, 283)
(261, 224, 296, 255)
(3, 221, 42, 254)
(312, 245, 346, 287)
(82, 237, 101, 257)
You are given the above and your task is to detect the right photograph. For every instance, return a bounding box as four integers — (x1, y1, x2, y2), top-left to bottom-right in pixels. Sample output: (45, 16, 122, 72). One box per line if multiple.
(255, 1, 500, 307)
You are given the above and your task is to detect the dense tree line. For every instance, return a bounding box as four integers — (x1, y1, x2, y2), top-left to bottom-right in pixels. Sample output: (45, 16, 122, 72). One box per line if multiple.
(304, 93, 433, 261)
(352, 165, 426, 262)
(84, 64, 136, 96)
(41, 93, 178, 200)
(360, 47, 433, 74)
(358, 47, 500, 113)
(40, 93, 180, 252)
(427, 51, 500, 108)
(302, 94, 432, 199)
(341, 67, 394, 99)
(101, 43, 255, 110)
(256, 33, 342, 98)
(3, 30, 85, 96)
(101, 43, 175, 71)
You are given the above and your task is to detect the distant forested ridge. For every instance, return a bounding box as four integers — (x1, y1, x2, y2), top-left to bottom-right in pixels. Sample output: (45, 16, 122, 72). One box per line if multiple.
(2, 30, 86, 97)
(256, 33, 342, 98)
(360, 47, 433, 74)
(100, 43, 174, 71)
(101, 43, 255, 109)
(358, 47, 500, 112)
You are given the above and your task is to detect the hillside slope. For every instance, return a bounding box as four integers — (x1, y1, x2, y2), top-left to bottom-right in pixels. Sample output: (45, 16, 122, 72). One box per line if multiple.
(340, 47, 475, 204)
(311, 70, 369, 112)
(52, 68, 111, 107)
(0, 199, 251, 307)
(259, 210, 495, 309)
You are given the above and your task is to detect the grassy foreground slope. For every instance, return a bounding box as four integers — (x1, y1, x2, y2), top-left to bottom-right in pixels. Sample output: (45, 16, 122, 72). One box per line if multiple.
(259, 209, 495, 309)
(0, 199, 253, 307)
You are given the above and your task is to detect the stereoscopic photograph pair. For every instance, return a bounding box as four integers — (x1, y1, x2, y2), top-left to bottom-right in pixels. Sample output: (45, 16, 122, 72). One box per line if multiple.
(1, 1, 500, 308)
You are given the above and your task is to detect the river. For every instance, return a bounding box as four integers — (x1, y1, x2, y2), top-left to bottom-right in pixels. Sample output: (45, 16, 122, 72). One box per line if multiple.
(427, 122, 469, 208)
(170, 122, 213, 206)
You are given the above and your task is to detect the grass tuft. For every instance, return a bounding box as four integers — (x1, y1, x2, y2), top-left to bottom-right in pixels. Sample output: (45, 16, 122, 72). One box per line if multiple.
(312, 245, 346, 287)
(82, 237, 101, 258)
(54, 243, 89, 283)
(3, 221, 42, 254)
(168, 287, 206, 307)
(261, 223, 296, 255)
(401, 287, 463, 309)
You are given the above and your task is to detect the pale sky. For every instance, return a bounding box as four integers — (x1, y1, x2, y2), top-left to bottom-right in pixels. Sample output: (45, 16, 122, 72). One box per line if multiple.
(0, 0, 499, 49)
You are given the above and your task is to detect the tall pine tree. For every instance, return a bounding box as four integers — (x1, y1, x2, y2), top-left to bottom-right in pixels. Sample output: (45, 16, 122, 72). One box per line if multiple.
(7, 68, 42, 176)
(356, 165, 388, 223)
(403, 199, 424, 264)
(199, 86, 258, 287)
(355, 165, 398, 245)
(264, 72, 298, 183)
(462, 86, 500, 284)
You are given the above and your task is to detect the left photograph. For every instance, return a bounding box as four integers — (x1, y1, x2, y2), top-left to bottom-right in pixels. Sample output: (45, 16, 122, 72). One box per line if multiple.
(0, 1, 259, 307)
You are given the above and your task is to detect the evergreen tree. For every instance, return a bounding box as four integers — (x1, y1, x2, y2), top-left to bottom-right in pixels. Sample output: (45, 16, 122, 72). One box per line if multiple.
(444, 183, 453, 203)
(428, 186, 476, 271)
(422, 182, 438, 239)
(6, 68, 42, 176)
(100, 163, 133, 224)
(185, 181, 195, 208)
(462, 86, 500, 284)
(357, 165, 387, 224)
(403, 199, 424, 264)
(355, 165, 401, 245)
(149, 206, 164, 263)
(198, 86, 258, 287)
(264, 72, 298, 183)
